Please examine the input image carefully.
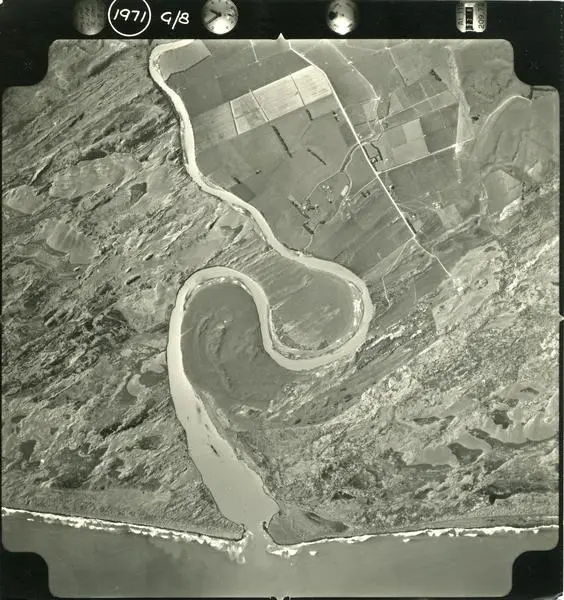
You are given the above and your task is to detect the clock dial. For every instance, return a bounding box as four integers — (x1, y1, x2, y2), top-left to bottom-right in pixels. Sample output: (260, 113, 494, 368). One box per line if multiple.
(202, 0, 238, 35)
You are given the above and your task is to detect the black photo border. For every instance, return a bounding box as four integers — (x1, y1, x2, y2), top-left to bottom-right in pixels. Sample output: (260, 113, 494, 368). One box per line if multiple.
(0, 1, 562, 599)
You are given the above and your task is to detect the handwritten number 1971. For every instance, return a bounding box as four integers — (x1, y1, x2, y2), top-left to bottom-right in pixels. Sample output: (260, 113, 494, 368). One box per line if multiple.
(113, 8, 148, 22)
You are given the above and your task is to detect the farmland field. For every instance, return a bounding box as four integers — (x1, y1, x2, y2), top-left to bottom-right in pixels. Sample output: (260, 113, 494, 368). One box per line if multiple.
(2, 38, 559, 596)
(158, 38, 560, 546)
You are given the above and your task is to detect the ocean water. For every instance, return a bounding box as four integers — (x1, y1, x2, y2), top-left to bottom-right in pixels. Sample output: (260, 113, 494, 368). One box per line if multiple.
(2, 513, 558, 597)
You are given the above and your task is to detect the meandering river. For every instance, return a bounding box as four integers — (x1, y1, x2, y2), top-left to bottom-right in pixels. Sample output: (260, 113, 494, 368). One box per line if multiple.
(150, 39, 559, 579)
(2, 41, 558, 597)
(151, 39, 377, 546)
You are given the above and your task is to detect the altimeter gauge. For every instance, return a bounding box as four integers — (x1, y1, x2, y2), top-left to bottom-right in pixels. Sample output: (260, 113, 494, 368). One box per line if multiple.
(202, 0, 238, 35)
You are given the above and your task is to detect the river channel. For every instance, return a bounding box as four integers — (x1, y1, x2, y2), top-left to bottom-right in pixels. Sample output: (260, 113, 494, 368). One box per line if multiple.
(2, 41, 558, 597)
(153, 39, 559, 591)
(151, 39, 377, 546)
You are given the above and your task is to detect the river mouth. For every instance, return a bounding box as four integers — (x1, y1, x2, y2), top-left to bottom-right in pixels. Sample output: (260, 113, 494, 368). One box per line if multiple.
(168, 270, 281, 535)
(156, 37, 559, 553)
(0, 31, 559, 599)
(153, 37, 376, 544)
(2, 510, 559, 597)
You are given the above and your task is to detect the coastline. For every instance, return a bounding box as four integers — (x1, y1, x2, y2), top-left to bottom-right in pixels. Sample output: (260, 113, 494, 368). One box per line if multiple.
(3, 507, 558, 552)
(150, 40, 561, 550)
(149, 38, 380, 544)
(1, 507, 250, 558)
(2, 38, 559, 598)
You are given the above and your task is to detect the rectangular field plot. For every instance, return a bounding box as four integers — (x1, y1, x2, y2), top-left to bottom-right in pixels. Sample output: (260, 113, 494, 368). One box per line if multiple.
(303, 42, 374, 108)
(167, 59, 225, 118)
(195, 145, 221, 177)
(230, 93, 262, 118)
(390, 41, 433, 85)
(222, 67, 338, 136)
(384, 107, 419, 129)
(261, 156, 301, 198)
(229, 125, 286, 182)
(403, 119, 425, 141)
(371, 122, 429, 170)
(425, 128, 457, 153)
(253, 76, 303, 121)
(229, 181, 255, 202)
(421, 71, 449, 95)
(213, 141, 256, 181)
(292, 66, 333, 105)
(376, 102, 463, 170)
(206, 42, 256, 76)
(385, 90, 457, 128)
(278, 151, 330, 204)
(419, 105, 460, 151)
(231, 93, 267, 134)
(259, 50, 310, 83)
(393, 81, 426, 108)
(346, 99, 380, 135)
(160, 41, 211, 80)
(387, 126, 407, 147)
(267, 201, 311, 250)
(302, 115, 351, 168)
(216, 50, 307, 103)
(419, 110, 446, 135)
(217, 68, 263, 104)
(390, 75, 447, 112)
(233, 110, 268, 135)
(205, 167, 239, 190)
(243, 169, 276, 197)
(428, 91, 458, 112)
(202, 139, 256, 189)
(439, 104, 459, 128)
(332, 71, 375, 109)
(192, 103, 238, 151)
(308, 95, 338, 119)
(270, 108, 312, 153)
(315, 203, 411, 275)
(351, 51, 405, 98)
(384, 149, 459, 202)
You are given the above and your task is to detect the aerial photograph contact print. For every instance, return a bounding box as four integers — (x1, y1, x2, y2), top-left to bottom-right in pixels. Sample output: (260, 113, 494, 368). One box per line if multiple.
(1, 15, 561, 598)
